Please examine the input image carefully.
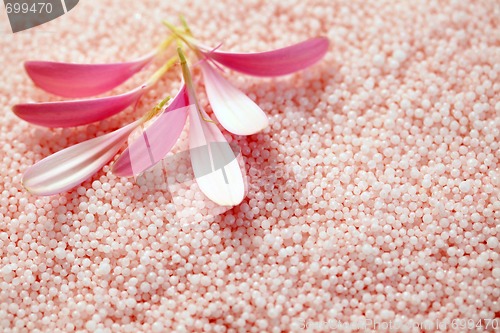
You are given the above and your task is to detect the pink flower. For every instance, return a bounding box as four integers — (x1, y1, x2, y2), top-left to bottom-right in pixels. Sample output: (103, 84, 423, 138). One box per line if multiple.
(17, 20, 329, 206)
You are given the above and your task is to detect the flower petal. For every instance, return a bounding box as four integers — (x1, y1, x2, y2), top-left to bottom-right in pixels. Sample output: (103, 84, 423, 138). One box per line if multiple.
(23, 120, 140, 196)
(201, 62, 268, 135)
(13, 86, 144, 128)
(24, 52, 154, 98)
(188, 105, 245, 206)
(204, 37, 329, 77)
(113, 84, 190, 177)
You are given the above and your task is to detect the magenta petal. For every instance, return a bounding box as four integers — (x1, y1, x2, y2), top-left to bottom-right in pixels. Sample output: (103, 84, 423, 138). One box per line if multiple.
(204, 37, 329, 77)
(24, 52, 154, 98)
(13, 86, 144, 128)
(112, 84, 189, 177)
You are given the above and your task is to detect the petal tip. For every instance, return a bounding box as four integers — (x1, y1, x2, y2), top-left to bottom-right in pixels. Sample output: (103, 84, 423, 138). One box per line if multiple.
(225, 114, 269, 136)
(206, 188, 245, 207)
(22, 174, 45, 196)
(111, 161, 133, 178)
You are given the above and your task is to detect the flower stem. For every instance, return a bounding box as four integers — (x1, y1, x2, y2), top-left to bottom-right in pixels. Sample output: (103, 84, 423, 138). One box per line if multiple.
(165, 19, 216, 68)
(140, 96, 171, 124)
(163, 20, 199, 55)
(146, 55, 178, 86)
(155, 35, 175, 54)
(179, 15, 191, 36)
(177, 48, 215, 124)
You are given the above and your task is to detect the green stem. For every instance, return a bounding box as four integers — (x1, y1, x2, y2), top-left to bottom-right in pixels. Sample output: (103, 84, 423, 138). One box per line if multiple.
(146, 55, 178, 86)
(155, 35, 175, 54)
(163, 20, 200, 56)
(179, 15, 192, 36)
(177, 48, 215, 123)
(141, 96, 171, 124)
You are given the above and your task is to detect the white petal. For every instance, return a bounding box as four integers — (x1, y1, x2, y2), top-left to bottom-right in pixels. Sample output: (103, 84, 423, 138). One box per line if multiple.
(201, 62, 268, 135)
(23, 120, 140, 196)
(188, 105, 246, 206)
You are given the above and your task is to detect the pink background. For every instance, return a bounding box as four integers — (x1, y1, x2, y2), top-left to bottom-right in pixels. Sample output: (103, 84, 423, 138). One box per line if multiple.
(1, 0, 499, 332)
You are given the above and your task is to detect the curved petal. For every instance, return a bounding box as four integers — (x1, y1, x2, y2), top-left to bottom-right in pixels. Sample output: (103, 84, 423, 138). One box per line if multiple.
(201, 62, 268, 135)
(188, 105, 245, 206)
(24, 52, 154, 98)
(204, 37, 329, 77)
(112, 84, 190, 177)
(23, 120, 140, 196)
(13, 86, 145, 128)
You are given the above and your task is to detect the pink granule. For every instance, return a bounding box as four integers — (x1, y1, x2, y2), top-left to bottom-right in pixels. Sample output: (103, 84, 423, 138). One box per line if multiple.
(0, 0, 499, 332)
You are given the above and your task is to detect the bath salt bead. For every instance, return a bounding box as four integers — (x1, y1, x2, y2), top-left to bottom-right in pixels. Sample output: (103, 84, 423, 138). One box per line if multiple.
(393, 49, 407, 63)
(486, 237, 498, 249)
(80, 226, 90, 236)
(140, 282, 151, 293)
(54, 247, 66, 260)
(313, 187, 323, 197)
(423, 214, 432, 223)
(27, 213, 36, 223)
(140, 254, 151, 266)
(459, 181, 471, 193)
(362, 244, 374, 256)
(400, 99, 411, 110)
(373, 53, 385, 67)
(447, 247, 457, 257)
(410, 168, 420, 179)
(147, 224, 157, 236)
(97, 262, 111, 276)
(414, 108, 424, 118)
(327, 95, 338, 105)
(422, 176, 432, 189)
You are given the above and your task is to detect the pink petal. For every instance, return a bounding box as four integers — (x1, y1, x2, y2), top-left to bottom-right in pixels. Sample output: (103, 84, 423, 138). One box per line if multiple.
(188, 105, 246, 206)
(24, 52, 154, 98)
(204, 37, 329, 77)
(112, 85, 190, 177)
(23, 120, 140, 196)
(13, 86, 144, 128)
(201, 62, 268, 135)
